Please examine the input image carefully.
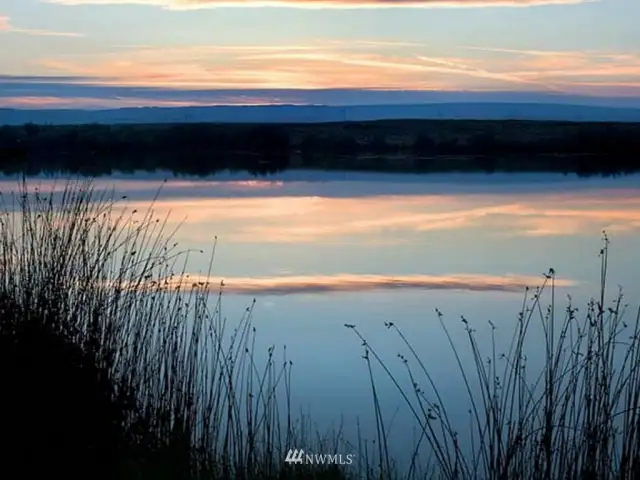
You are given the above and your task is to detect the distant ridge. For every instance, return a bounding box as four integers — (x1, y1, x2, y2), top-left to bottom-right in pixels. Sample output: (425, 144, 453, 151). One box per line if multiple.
(2, 102, 640, 125)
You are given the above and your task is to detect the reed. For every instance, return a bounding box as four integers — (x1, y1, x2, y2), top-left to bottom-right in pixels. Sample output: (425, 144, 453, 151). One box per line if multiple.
(0, 177, 352, 480)
(349, 233, 640, 479)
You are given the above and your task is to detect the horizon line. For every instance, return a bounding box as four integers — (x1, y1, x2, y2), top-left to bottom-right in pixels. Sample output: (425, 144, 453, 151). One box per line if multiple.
(3, 100, 640, 112)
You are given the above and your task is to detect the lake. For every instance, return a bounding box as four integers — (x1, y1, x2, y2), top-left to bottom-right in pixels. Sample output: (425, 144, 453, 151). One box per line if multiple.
(4, 170, 640, 468)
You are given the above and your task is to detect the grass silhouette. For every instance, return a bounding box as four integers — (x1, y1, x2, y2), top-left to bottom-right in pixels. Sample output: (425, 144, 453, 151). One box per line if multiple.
(0, 178, 352, 480)
(349, 233, 640, 479)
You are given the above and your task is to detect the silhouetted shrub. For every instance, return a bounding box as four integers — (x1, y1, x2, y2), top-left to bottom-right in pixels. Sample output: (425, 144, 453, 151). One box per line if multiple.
(0, 294, 125, 480)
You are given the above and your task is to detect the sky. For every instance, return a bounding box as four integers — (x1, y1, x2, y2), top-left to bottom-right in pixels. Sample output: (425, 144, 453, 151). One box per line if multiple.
(0, 0, 638, 108)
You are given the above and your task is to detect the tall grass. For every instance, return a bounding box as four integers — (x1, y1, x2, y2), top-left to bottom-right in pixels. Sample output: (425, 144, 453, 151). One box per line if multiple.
(349, 233, 640, 479)
(0, 178, 352, 480)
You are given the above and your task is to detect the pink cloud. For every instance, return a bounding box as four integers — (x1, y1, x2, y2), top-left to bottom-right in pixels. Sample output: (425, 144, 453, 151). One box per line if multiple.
(33, 44, 548, 91)
(29, 41, 639, 95)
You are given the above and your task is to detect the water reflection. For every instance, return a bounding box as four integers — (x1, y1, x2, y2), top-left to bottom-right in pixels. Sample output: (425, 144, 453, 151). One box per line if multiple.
(112, 190, 640, 245)
(156, 272, 578, 295)
(3, 173, 640, 244)
(1, 171, 639, 288)
(2, 171, 640, 466)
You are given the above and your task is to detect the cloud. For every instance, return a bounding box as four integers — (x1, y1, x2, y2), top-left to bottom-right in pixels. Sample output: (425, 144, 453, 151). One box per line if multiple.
(44, 0, 594, 9)
(0, 15, 83, 37)
(464, 46, 580, 57)
(31, 43, 540, 90)
(2, 41, 636, 107)
(150, 273, 578, 295)
(461, 46, 640, 94)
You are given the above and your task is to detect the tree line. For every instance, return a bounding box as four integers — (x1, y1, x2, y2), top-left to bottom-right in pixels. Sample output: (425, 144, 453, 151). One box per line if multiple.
(0, 120, 639, 176)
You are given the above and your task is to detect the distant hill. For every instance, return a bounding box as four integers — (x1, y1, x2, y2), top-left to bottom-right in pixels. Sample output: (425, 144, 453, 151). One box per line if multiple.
(2, 102, 640, 126)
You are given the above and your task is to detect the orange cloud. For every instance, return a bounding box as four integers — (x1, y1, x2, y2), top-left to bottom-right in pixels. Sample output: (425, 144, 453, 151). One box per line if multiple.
(34, 43, 548, 91)
(45, 0, 593, 8)
(144, 272, 578, 295)
(31, 41, 640, 94)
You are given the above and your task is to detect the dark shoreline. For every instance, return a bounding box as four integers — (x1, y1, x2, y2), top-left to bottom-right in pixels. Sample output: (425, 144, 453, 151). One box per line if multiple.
(1, 119, 639, 176)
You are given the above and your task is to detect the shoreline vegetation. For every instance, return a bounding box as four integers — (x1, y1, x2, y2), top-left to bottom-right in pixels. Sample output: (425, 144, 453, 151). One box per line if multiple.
(2, 178, 640, 479)
(1, 119, 640, 176)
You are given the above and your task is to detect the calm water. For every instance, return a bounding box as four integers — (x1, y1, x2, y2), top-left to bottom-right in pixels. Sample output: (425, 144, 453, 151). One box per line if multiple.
(4, 170, 640, 463)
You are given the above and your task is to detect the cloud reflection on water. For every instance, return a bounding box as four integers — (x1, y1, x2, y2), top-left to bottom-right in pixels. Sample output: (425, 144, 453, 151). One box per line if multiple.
(134, 190, 640, 244)
(144, 272, 577, 295)
(2, 173, 640, 245)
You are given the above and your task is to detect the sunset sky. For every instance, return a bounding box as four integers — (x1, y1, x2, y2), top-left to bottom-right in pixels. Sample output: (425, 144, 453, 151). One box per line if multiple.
(1, 0, 638, 108)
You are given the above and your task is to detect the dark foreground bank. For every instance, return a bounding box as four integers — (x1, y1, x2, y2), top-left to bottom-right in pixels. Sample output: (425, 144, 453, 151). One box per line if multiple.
(1, 119, 640, 176)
